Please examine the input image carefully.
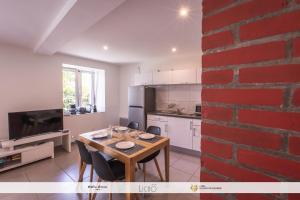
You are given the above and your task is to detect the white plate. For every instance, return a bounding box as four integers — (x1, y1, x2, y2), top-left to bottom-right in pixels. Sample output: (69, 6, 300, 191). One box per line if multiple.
(139, 133, 155, 140)
(92, 131, 108, 139)
(115, 126, 129, 131)
(115, 141, 135, 150)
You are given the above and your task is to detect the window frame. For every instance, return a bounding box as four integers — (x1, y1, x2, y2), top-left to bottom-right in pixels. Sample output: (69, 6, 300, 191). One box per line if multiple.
(78, 69, 95, 107)
(63, 67, 96, 109)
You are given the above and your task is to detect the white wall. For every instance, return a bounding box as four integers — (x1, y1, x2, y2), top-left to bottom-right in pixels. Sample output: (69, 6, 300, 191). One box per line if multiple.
(119, 54, 201, 118)
(0, 43, 120, 140)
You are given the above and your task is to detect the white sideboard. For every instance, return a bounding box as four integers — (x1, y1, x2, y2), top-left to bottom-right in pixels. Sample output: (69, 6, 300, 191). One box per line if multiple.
(0, 131, 71, 172)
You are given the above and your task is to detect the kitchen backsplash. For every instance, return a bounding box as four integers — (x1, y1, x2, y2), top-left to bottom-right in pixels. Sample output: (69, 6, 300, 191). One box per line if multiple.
(155, 85, 201, 114)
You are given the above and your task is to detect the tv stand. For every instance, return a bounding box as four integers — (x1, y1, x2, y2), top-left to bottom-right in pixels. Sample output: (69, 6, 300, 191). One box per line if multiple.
(13, 131, 71, 152)
(0, 131, 71, 172)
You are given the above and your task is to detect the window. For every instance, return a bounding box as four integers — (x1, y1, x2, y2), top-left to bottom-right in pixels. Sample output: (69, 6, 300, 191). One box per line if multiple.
(62, 64, 105, 113)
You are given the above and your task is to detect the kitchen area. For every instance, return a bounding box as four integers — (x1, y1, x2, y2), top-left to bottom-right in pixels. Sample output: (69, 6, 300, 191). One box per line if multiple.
(123, 65, 202, 156)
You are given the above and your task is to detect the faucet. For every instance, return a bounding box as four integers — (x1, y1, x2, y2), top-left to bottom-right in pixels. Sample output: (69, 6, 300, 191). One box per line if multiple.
(167, 103, 176, 109)
(176, 108, 185, 114)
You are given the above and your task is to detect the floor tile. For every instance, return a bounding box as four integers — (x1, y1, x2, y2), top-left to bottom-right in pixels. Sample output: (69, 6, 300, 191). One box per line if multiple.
(169, 167, 193, 182)
(0, 194, 38, 200)
(180, 154, 200, 165)
(149, 193, 199, 200)
(189, 175, 200, 182)
(37, 193, 88, 200)
(156, 151, 182, 166)
(172, 158, 199, 175)
(193, 167, 200, 179)
(0, 145, 202, 199)
(0, 167, 28, 182)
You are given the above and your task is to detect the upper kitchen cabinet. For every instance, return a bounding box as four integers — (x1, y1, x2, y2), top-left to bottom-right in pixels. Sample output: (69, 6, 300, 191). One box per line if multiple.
(153, 69, 171, 85)
(134, 72, 153, 85)
(134, 67, 201, 86)
(171, 68, 197, 84)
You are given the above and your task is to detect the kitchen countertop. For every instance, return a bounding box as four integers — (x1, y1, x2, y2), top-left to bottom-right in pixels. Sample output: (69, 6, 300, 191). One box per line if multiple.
(148, 111, 201, 119)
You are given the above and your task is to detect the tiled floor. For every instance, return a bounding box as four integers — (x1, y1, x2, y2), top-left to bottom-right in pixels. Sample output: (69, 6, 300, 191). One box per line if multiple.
(0, 144, 200, 200)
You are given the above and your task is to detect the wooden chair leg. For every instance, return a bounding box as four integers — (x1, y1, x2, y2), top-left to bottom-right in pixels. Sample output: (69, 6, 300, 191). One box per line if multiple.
(109, 193, 112, 200)
(78, 161, 87, 182)
(78, 160, 83, 181)
(92, 192, 96, 200)
(92, 177, 102, 200)
(90, 165, 94, 182)
(154, 158, 164, 181)
(89, 191, 92, 200)
(143, 163, 146, 182)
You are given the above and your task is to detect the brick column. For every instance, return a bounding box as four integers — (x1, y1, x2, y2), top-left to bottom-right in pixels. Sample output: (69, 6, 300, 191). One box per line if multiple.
(201, 0, 300, 199)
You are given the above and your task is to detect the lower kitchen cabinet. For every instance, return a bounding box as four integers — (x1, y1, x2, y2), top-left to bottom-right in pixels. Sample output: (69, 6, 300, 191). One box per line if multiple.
(147, 115, 168, 137)
(167, 117, 193, 149)
(147, 114, 201, 151)
(192, 124, 201, 151)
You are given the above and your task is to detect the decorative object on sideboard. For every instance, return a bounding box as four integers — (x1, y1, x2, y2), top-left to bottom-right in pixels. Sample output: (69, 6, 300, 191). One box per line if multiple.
(0, 140, 14, 151)
(79, 107, 87, 114)
(69, 104, 77, 115)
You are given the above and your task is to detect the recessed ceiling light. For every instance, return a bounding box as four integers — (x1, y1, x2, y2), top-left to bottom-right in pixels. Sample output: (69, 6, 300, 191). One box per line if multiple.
(172, 47, 177, 52)
(179, 6, 190, 17)
(103, 45, 108, 50)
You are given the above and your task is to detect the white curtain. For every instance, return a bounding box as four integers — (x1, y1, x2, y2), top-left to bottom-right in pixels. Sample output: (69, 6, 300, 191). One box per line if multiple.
(94, 70, 105, 112)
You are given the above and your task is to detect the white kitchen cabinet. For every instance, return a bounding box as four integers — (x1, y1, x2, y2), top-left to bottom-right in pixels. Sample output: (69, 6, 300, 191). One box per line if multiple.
(147, 115, 168, 137)
(192, 119, 201, 151)
(196, 66, 202, 84)
(147, 114, 201, 152)
(192, 124, 201, 151)
(171, 68, 197, 84)
(167, 117, 193, 149)
(134, 72, 153, 85)
(153, 70, 171, 85)
(192, 119, 201, 126)
(135, 68, 200, 85)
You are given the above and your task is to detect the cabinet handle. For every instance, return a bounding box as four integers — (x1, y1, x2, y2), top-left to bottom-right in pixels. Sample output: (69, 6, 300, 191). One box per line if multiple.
(190, 121, 193, 130)
(165, 124, 168, 133)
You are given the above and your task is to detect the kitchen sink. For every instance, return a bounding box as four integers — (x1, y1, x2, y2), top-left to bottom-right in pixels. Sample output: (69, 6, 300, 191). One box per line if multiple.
(155, 110, 195, 116)
(156, 110, 178, 114)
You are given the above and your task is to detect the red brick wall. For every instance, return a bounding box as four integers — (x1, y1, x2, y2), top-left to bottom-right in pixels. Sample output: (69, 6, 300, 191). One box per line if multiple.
(201, 0, 300, 199)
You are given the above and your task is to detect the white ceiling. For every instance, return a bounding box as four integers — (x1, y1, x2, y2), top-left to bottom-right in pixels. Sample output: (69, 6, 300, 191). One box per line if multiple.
(0, 0, 70, 49)
(0, 0, 202, 64)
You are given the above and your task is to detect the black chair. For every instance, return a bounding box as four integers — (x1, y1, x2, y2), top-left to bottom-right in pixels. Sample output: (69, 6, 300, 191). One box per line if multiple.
(76, 140, 113, 182)
(90, 152, 125, 200)
(138, 126, 163, 181)
(127, 121, 140, 130)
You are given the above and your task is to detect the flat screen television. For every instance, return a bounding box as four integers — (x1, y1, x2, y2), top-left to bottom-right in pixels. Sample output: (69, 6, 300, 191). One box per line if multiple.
(8, 109, 63, 140)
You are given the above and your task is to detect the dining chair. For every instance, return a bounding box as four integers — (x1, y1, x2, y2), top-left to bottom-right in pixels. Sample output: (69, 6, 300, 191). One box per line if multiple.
(127, 121, 140, 130)
(138, 126, 164, 182)
(76, 140, 113, 182)
(90, 151, 125, 200)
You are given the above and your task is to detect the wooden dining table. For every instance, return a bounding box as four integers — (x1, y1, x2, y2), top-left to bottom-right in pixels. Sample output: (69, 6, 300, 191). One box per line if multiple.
(79, 127, 170, 200)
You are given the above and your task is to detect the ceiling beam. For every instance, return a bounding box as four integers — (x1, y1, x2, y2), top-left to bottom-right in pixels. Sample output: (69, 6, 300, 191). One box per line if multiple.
(34, 0, 126, 55)
(34, 0, 77, 54)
